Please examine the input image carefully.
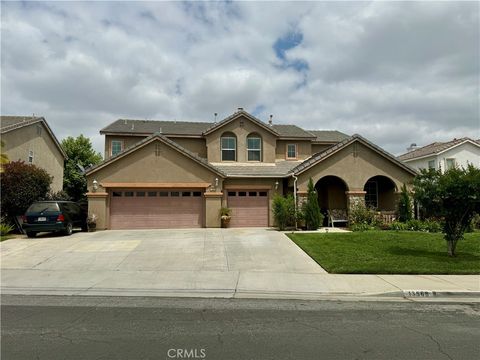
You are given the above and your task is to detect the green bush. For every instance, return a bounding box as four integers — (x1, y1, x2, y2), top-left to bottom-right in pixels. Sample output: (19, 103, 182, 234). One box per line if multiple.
(303, 178, 323, 230)
(389, 219, 442, 233)
(273, 194, 296, 230)
(348, 202, 382, 231)
(397, 184, 413, 222)
(0, 161, 52, 221)
(0, 218, 14, 236)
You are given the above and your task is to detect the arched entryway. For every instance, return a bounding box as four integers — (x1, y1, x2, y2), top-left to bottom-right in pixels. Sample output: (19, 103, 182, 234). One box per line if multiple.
(315, 176, 349, 226)
(363, 175, 397, 211)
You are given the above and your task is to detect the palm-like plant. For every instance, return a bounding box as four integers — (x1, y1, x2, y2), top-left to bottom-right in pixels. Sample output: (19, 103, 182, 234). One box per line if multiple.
(0, 141, 9, 172)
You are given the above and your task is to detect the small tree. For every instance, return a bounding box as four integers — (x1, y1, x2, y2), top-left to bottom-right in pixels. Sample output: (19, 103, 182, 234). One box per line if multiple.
(413, 165, 480, 257)
(273, 194, 295, 230)
(0, 161, 52, 221)
(303, 178, 323, 230)
(62, 135, 102, 201)
(397, 184, 413, 222)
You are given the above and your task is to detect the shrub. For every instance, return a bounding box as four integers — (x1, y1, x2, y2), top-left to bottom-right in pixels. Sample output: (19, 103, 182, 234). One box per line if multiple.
(350, 223, 377, 232)
(273, 194, 296, 230)
(303, 178, 323, 230)
(0, 218, 14, 236)
(389, 219, 442, 232)
(397, 184, 413, 222)
(0, 161, 52, 222)
(348, 202, 382, 231)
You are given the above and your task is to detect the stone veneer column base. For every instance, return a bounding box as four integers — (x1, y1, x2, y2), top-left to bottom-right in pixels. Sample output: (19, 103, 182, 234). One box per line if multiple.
(345, 190, 366, 212)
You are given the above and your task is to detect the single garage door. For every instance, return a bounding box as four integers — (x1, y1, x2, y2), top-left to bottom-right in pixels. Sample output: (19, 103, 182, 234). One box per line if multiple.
(110, 190, 203, 229)
(227, 190, 269, 227)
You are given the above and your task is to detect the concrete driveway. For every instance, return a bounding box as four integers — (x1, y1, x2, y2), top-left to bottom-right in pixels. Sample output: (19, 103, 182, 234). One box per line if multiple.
(1, 228, 326, 297)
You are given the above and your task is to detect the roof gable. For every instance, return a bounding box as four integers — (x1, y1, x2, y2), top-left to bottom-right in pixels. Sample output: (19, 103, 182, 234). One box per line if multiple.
(0, 116, 67, 158)
(202, 110, 279, 137)
(292, 134, 417, 176)
(86, 132, 225, 177)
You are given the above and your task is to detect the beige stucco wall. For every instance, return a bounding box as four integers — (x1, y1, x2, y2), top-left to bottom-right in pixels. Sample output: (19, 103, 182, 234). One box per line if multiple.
(222, 177, 283, 226)
(104, 135, 146, 159)
(312, 143, 333, 155)
(275, 140, 312, 160)
(205, 194, 222, 228)
(2, 123, 65, 191)
(168, 137, 207, 158)
(205, 116, 278, 163)
(296, 142, 414, 192)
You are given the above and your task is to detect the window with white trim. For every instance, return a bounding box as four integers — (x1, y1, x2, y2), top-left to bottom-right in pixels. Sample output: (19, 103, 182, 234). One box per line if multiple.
(427, 160, 435, 170)
(111, 140, 122, 156)
(221, 135, 236, 161)
(445, 158, 456, 170)
(247, 135, 262, 161)
(287, 144, 297, 159)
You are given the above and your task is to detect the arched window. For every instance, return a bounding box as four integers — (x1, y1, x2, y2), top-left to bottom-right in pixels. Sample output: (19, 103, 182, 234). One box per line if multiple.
(247, 133, 262, 161)
(221, 132, 236, 161)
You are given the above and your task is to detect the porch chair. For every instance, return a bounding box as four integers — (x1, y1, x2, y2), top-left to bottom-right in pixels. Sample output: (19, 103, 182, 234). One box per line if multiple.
(327, 209, 349, 228)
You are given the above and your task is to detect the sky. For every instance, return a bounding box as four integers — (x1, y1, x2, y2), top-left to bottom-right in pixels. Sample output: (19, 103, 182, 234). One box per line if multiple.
(1, 1, 479, 156)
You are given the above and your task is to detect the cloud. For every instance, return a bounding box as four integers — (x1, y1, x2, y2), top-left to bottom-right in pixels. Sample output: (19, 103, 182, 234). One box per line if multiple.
(1, 1, 478, 156)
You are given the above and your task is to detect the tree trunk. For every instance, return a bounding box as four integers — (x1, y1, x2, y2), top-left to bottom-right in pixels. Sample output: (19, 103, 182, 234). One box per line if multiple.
(447, 240, 457, 257)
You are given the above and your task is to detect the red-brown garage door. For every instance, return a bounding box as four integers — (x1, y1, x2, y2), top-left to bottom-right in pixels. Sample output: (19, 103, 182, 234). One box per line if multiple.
(227, 190, 269, 227)
(110, 190, 203, 229)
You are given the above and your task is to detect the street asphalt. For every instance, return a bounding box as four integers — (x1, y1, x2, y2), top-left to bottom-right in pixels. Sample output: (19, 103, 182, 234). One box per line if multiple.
(1, 295, 479, 360)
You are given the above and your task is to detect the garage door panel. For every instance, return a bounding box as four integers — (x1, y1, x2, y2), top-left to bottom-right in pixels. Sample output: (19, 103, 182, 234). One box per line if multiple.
(110, 190, 203, 229)
(227, 191, 269, 227)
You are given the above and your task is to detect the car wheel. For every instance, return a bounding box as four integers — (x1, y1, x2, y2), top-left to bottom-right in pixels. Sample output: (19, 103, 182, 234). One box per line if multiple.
(26, 232, 37, 238)
(64, 222, 73, 236)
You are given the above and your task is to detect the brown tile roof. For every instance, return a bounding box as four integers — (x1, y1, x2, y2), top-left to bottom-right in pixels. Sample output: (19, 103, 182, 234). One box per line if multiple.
(0, 115, 67, 158)
(292, 134, 417, 175)
(100, 111, 345, 141)
(398, 137, 479, 161)
(203, 110, 279, 136)
(308, 130, 350, 143)
(214, 161, 301, 177)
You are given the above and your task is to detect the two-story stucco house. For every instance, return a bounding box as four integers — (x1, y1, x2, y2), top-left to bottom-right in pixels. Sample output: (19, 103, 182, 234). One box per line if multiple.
(398, 138, 480, 173)
(1, 116, 66, 191)
(85, 109, 416, 229)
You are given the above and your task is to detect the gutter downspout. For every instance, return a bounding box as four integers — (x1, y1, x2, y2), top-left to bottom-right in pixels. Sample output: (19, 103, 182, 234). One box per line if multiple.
(291, 173, 298, 229)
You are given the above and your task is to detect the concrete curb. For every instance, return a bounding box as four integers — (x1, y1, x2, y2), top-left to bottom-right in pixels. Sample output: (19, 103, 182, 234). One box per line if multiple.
(2, 286, 479, 303)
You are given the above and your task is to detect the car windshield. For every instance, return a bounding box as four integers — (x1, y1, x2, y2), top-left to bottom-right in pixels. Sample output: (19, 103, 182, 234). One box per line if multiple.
(27, 203, 60, 212)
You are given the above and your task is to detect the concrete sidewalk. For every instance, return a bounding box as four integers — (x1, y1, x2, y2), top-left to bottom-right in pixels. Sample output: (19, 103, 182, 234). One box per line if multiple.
(2, 268, 478, 301)
(1, 230, 478, 301)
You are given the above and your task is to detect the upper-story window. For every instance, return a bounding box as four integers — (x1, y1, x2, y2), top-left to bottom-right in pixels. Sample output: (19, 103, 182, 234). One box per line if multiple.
(286, 144, 297, 159)
(221, 133, 236, 161)
(111, 140, 123, 156)
(427, 160, 435, 170)
(247, 133, 262, 161)
(445, 158, 456, 170)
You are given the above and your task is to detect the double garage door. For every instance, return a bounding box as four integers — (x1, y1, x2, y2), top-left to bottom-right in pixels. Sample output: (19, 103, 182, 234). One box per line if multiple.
(227, 190, 269, 227)
(110, 190, 203, 229)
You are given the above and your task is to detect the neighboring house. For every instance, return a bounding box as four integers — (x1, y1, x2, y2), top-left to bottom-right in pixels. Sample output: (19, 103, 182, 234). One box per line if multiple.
(398, 138, 480, 173)
(0, 116, 66, 192)
(86, 109, 416, 230)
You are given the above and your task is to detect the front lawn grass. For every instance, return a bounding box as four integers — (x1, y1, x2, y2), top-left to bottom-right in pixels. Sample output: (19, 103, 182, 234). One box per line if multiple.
(288, 231, 480, 274)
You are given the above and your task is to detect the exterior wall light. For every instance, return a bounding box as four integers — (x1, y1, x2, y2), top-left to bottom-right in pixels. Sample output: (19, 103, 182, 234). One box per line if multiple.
(275, 181, 279, 190)
(93, 179, 98, 191)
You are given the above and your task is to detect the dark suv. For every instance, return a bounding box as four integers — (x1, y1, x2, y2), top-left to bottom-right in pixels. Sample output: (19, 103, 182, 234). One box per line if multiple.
(22, 201, 87, 238)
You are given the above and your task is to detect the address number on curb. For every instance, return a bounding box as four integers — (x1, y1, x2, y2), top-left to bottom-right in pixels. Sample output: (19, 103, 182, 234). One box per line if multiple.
(403, 290, 437, 297)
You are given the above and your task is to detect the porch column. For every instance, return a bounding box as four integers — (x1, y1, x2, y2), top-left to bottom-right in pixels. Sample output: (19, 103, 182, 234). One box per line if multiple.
(297, 190, 308, 209)
(345, 190, 366, 212)
(204, 192, 223, 228)
(86, 192, 108, 230)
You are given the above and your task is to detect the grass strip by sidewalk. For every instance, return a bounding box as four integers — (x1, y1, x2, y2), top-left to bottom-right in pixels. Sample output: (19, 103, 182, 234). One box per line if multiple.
(288, 231, 480, 274)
